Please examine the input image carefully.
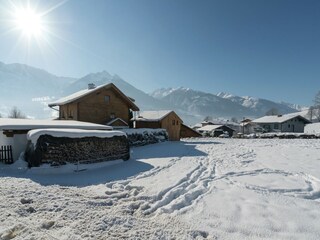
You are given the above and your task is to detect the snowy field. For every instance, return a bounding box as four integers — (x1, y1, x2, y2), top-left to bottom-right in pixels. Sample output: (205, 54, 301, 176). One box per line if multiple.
(1, 138, 320, 239)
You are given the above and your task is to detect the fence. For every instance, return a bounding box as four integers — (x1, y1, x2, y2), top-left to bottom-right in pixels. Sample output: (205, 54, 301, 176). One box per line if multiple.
(0, 145, 13, 164)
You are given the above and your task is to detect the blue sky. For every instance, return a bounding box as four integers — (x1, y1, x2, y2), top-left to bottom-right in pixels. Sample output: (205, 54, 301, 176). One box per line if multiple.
(1, 0, 320, 105)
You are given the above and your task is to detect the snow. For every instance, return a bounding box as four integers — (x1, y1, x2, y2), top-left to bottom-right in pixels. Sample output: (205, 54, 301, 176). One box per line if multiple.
(27, 128, 126, 145)
(0, 118, 112, 131)
(197, 124, 224, 132)
(253, 113, 310, 123)
(48, 83, 138, 110)
(305, 123, 320, 134)
(1, 138, 320, 239)
(132, 110, 173, 121)
(48, 83, 108, 106)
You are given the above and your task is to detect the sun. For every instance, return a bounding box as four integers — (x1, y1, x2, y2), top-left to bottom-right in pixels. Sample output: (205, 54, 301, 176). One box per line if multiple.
(13, 7, 44, 38)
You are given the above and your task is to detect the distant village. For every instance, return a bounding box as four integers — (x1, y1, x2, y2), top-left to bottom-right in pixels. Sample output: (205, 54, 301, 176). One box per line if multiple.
(0, 83, 319, 166)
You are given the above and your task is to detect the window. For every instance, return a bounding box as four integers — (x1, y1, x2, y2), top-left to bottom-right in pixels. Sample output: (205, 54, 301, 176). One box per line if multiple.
(274, 123, 279, 129)
(104, 95, 110, 104)
(172, 120, 175, 125)
(176, 120, 179, 125)
(288, 124, 290, 128)
(110, 113, 115, 119)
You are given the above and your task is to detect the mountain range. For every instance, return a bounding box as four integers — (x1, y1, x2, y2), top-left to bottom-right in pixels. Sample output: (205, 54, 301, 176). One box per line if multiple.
(0, 61, 304, 124)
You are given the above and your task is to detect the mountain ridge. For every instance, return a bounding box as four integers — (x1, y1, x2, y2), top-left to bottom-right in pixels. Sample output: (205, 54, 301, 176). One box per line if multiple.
(0, 61, 302, 124)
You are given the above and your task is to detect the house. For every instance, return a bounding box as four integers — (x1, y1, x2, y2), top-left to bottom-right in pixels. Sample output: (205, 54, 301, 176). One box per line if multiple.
(180, 124, 202, 138)
(48, 83, 139, 125)
(198, 119, 240, 133)
(240, 119, 264, 134)
(197, 124, 235, 137)
(252, 114, 311, 133)
(0, 118, 112, 162)
(132, 110, 182, 141)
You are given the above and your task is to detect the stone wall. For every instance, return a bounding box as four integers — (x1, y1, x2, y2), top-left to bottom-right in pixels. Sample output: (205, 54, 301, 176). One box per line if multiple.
(25, 135, 129, 167)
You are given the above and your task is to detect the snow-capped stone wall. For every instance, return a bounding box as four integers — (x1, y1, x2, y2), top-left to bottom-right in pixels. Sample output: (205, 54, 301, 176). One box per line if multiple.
(25, 134, 129, 167)
(122, 128, 168, 146)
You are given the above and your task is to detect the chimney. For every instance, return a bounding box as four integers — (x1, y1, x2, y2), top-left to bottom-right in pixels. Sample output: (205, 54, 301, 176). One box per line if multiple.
(88, 83, 96, 90)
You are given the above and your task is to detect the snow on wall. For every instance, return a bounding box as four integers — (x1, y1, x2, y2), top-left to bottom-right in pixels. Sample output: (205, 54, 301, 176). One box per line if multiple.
(27, 128, 126, 145)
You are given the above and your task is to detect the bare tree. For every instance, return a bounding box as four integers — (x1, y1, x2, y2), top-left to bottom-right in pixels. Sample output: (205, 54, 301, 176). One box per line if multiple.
(306, 106, 315, 121)
(8, 107, 26, 119)
(313, 91, 320, 122)
(230, 117, 238, 123)
(203, 116, 213, 122)
(265, 108, 279, 116)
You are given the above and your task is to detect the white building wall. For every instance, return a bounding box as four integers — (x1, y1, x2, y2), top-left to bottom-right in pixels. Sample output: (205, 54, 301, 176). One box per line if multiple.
(0, 131, 28, 162)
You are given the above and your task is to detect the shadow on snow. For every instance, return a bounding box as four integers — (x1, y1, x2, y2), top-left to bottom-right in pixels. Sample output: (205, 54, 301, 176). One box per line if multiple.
(0, 141, 207, 187)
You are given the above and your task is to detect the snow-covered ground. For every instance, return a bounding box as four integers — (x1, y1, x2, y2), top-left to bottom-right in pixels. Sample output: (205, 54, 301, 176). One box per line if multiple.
(1, 138, 320, 239)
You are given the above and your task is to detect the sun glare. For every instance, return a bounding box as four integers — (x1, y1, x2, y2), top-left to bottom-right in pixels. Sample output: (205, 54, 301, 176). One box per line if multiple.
(14, 7, 44, 38)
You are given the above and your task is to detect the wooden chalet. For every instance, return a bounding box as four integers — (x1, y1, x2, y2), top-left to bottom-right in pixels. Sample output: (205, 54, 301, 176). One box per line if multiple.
(49, 83, 139, 125)
(132, 110, 182, 141)
(180, 124, 202, 138)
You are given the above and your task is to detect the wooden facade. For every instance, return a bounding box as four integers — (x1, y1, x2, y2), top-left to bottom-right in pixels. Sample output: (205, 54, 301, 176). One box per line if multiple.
(134, 111, 183, 141)
(50, 84, 139, 125)
(180, 124, 202, 138)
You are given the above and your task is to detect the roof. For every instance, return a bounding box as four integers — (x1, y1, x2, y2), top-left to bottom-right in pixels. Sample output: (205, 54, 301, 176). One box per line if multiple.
(198, 125, 235, 132)
(252, 114, 311, 124)
(181, 124, 202, 136)
(0, 118, 112, 131)
(48, 83, 139, 111)
(132, 110, 183, 122)
(106, 118, 128, 126)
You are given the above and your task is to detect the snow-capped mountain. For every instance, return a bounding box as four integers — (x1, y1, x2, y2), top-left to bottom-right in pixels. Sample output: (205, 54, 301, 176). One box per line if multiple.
(151, 87, 254, 119)
(216, 92, 300, 116)
(0, 61, 303, 124)
(151, 88, 299, 121)
(64, 71, 170, 111)
(0, 62, 76, 118)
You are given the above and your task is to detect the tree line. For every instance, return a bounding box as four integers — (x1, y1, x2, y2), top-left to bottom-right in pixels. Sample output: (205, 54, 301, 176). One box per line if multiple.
(0, 107, 26, 119)
(307, 91, 320, 122)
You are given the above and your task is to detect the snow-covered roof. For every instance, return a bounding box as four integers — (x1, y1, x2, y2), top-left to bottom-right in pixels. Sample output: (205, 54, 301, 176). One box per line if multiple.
(132, 110, 177, 121)
(198, 124, 235, 132)
(192, 123, 202, 128)
(198, 125, 224, 132)
(27, 128, 126, 145)
(106, 118, 128, 126)
(48, 83, 139, 111)
(0, 118, 112, 131)
(252, 114, 311, 124)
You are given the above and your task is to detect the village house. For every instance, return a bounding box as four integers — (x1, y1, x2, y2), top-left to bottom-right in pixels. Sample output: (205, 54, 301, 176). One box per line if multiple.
(240, 118, 264, 134)
(48, 83, 139, 126)
(132, 110, 182, 141)
(252, 114, 311, 133)
(197, 124, 235, 137)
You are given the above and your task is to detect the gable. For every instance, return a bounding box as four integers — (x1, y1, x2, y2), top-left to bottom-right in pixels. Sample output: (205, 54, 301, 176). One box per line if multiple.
(49, 83, 139, 111)
(162, 111, 183, 123)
